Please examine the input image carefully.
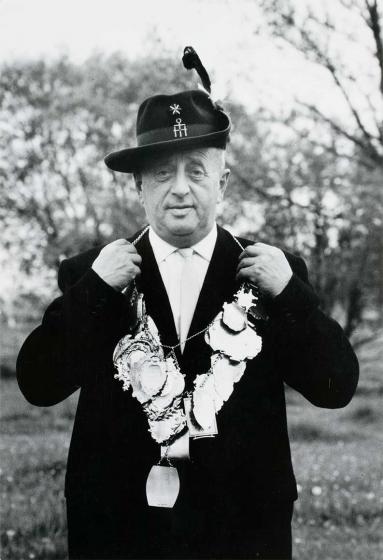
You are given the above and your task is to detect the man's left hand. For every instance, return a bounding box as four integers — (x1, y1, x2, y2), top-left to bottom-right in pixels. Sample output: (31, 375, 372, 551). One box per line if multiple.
(236, 243, 293, 298)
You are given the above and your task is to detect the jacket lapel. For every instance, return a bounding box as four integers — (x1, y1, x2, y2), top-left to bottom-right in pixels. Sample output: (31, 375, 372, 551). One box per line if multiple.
(135, 231, 179, 350)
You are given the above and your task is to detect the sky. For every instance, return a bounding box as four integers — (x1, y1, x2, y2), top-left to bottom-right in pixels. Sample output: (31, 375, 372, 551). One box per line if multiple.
(0, 0, 371, 119)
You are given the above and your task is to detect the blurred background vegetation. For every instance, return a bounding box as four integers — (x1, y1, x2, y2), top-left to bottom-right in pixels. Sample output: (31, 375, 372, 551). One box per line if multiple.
(0, 0, 382, 558)
(1, 2, 382, 360)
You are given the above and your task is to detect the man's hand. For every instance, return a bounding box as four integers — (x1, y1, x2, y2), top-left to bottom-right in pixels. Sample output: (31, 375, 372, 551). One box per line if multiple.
(92, 239, 142, 291)
(236, 243, 293, 298)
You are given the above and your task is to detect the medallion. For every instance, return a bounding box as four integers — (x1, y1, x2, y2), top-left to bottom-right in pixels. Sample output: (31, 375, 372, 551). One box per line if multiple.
(206, 311, 262, 362)
(222, 301, 247, 332)
(184, 396, 218, 439)
(146, 465, 180, 508)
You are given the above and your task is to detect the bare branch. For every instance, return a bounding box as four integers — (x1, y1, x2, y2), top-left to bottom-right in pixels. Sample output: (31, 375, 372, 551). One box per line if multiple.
(365, 0, 383, 95)
(299, 101, 383, 166)
(339, 0, 369, 22)
(364, 90, 383, 143)
(307, 7, 366, 46)
(265, 3, 383, 165)
(307, 138, 376, 170)
(291, 18, 378, 147)
(352, 330, 383, 349)
(229, 161, 318, 212)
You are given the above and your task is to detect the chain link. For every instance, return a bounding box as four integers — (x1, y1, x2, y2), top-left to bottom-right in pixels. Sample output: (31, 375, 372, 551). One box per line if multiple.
(161, 322, 213, 351)
(132, 225, 150, 246)
(229, 232, 260, 297)
(157, 444, 174, 467)
(230, 233, 245, 252)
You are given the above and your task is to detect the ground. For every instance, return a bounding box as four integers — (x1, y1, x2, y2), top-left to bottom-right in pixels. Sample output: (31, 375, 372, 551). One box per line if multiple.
(1, 335, 382, 559)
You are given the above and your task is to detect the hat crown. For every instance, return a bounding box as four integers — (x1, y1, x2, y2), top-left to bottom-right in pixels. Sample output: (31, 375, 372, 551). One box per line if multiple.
(137, 90, 218, 136)
(104, 89, 230, 173)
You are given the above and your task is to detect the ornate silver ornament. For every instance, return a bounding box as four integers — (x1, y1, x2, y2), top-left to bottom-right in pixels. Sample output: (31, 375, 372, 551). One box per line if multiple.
(205, 312, 262, 362)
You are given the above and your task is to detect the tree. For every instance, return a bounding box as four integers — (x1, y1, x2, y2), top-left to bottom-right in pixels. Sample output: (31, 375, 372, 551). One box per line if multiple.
(1, 49, 380, 340)
(260, 0, 383, 169)
(258, 0, 383, 339)
(0, 53, 191, 316)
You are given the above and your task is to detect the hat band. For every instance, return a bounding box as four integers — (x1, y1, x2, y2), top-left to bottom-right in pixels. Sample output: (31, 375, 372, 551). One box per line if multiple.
(137, 124, 217, 146)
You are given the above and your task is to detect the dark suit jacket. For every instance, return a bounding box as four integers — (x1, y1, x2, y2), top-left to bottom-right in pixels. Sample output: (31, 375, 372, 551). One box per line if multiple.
(16, 226, 359, 558)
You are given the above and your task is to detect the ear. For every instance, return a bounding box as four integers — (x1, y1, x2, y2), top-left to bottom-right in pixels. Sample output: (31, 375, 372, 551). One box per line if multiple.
(218, 168, 230, 202)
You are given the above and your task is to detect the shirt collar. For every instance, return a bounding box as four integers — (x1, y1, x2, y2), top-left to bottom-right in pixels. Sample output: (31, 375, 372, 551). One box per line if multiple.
(148, 224, 217, 264)
(191, 224, 217, 262)
(149, 228, 178, 264)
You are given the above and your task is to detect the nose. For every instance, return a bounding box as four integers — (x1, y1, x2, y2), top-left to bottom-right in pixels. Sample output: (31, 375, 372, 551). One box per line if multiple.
(171, 168, 190, 197)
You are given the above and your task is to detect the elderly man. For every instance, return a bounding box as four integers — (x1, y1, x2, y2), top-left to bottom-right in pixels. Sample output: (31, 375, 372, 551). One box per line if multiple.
(17, 49, 358, 560)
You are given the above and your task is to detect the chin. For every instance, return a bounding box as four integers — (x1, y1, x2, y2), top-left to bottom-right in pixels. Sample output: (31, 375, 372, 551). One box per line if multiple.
(161, 225, 197, 247)
(167, 219, 198, 236)
(158, 219, 210, 246)
(173, 230, 207, 249)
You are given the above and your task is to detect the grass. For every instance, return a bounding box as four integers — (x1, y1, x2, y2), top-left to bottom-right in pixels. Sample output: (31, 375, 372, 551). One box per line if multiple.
(0, 381, 77, 559)
(1, 335, 382, 559)
(286, 333, 383, 559)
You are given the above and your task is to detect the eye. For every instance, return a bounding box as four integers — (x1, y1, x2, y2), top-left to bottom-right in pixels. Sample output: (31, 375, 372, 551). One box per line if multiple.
(155, 168, 172, 181)
(189, 167, 205, 179)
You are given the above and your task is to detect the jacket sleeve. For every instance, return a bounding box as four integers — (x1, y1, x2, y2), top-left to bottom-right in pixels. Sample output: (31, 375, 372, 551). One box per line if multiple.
(16, 258, 134, 407)
(267, 255, 359, 409)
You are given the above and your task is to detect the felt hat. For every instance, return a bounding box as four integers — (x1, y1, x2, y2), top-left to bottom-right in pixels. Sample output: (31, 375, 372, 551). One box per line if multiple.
(104, 47, 231, 173)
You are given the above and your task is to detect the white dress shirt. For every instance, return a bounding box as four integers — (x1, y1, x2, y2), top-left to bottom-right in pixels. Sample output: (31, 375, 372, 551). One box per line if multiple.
(148, 225, 217, 340)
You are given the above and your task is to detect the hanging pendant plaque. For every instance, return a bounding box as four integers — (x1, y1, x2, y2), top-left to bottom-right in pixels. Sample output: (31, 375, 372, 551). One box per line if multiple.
(146, 465, 180, 508)
(184, 396, 218, 439)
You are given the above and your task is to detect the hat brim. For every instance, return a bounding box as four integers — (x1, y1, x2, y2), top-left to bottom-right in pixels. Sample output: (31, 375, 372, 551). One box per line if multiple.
(104, 122, 230, 173)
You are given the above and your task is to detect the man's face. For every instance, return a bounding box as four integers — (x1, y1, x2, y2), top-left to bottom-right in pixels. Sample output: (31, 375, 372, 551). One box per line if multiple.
(135, 147, 230, 247)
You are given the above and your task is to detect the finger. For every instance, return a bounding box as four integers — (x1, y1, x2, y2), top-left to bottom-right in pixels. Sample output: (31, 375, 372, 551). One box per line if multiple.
(239, 243, 272, 259)
(125, 264, 141, 278)
(237, 253, 271, 270)
(118, 245, 141, 261)
(129, 253, 142, 265)
(121, 242, 139, 253)
(236, 257, 256, 271)
(236, 267, 256, 282)
(109, 238, 131, 247)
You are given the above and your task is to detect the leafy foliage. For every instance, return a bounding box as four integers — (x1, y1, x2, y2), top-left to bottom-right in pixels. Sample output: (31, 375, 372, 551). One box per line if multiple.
(0, 50, 381, 337)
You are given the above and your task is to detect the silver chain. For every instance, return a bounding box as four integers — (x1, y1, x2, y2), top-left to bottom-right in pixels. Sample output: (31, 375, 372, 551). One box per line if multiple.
(230, 233, 245, 252)
(161, 322, 213, 351)
(132, 225, 150, 246)
(129, 226, 250, 350)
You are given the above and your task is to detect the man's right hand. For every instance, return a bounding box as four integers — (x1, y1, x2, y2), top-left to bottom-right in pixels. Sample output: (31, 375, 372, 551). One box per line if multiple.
(91, 239, 142, 291)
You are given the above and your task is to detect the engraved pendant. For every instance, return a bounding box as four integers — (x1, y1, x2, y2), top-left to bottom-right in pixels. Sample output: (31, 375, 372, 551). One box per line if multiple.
(146, 465, 180, 508)
(184, 396, 218, 439)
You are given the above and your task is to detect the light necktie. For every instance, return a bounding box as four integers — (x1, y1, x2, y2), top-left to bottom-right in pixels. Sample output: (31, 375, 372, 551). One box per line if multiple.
(178, 248, 200, 352)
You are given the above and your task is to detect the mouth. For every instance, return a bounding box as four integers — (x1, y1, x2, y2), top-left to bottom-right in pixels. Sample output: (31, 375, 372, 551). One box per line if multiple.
(168, 206, 193, 215)
(168, 205, 193, 209)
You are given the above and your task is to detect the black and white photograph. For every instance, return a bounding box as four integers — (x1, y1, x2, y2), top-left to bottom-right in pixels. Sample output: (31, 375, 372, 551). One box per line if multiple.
(1, 0, 382, 559)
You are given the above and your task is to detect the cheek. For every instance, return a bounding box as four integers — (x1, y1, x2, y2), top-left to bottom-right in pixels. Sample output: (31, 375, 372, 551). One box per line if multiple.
(141, 182, 161, 210)
(205, 185, 222, 207)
